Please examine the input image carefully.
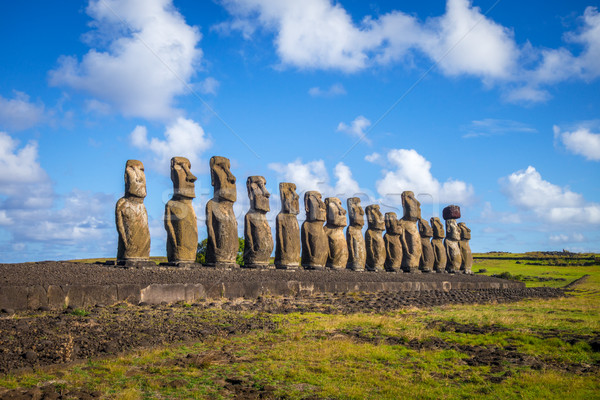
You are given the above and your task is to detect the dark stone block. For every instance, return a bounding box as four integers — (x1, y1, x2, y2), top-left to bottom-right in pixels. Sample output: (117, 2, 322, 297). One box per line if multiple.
(443, 205, 461, 220)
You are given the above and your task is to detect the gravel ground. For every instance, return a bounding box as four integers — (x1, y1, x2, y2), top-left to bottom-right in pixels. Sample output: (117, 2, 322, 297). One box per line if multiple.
(1, 261, 514, 287)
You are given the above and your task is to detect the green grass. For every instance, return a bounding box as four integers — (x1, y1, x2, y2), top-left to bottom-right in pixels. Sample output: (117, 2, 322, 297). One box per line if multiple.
(2, 254, 599, 399)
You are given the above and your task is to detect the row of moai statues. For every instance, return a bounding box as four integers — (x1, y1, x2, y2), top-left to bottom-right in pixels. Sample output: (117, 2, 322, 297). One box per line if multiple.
(115, 156, 472, 273)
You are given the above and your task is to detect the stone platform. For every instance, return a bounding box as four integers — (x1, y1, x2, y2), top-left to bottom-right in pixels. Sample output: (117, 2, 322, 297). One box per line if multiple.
(0, 261, 524, 311)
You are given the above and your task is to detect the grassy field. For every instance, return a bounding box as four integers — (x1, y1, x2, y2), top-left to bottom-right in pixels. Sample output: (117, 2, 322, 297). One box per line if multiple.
(1, 255, 599, 399)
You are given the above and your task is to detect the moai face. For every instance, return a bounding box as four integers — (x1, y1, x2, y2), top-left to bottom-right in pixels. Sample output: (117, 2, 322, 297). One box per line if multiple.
(171, 157, 196, 199)
(125, 159, 146, 198)
(280, 182, 299, 215)
(418, 218, 433, 238)
(305, 191, 326, 222)
(347, 197, 364, 228)
(247, 176, 270, 213)
(210, 156, 236, 202)
(401, 191, 421, 221)
(385, 212, 401, 235)
(446, 219, 461, 240)
(458, 222, 471, 240)
(431, 217, 445, 238)
(325, 197, 347, 227)
(366, 204, 384, 230)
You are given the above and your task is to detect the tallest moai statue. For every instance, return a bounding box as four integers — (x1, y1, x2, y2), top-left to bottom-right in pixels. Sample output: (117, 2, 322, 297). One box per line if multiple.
(205, 156, 238, 268)
(164, 157, 198, 264)
(116, 159, 151, 263)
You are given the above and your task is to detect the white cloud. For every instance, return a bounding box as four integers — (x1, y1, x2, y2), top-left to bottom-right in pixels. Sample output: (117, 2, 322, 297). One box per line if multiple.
(0, 132, 47, 191)
(198, 77, 220, 95)
(130, 117, 211, 173)
(49, 0, 202, 120)
(337, 115, 371, 144)
(268, 159, 364, 200)
(364, 152, 381, 163)
(308, 83, 346, 97)
(549, 233, 585, 243)
(554, 125, 600, 161)
(375, 148, 474, 205)
(502, 86, 552, 103)
(462, 118, 537, 138)
(219, 0, 518, 79)
(0, 91, 45, 131)
(500, 166, 600, 224)
(479, 201, 521, 224)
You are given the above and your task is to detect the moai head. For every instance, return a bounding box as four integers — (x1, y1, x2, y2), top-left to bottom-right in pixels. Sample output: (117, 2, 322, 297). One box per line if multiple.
(418, 218, 433, 238)
(247, 176, 270, 213)
(384, 212, 401, 235)
(280, 182, 299, 215)
(124, 159, 146, 198)
(305, 191, 326, 222)
(446, 219, 461, 241)
(325, 197, 347, 228)
(365, 204, 384, 231)
(458, 222, 471, 240)
(171, 157, 196, 199)
(210, 156, 236, 202)
(431, 217, 445, 239)
(401, 191, 421, 221)
(347, 197, 364, 228)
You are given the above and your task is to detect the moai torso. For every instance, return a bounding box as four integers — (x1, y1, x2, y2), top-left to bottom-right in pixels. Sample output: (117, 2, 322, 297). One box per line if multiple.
(275, 183, 300, 269)
(418, 218, 434, 273)
(206, 156, 238, 268)
(324, 197, 348, 269)
(365, 204, 385, 271)
(116, 160, 150, 261)
(243, 176, 274, 268)
(301, 191, 328, 269)
(346, 197, 366, 271)
(400, 191, 422, 273)
(384, 212, 403, 272)
(458, 222, 473, 274)
(430, 217, 446, 273)
(164, 157, 198, 263)
(443, 205, 462, 273)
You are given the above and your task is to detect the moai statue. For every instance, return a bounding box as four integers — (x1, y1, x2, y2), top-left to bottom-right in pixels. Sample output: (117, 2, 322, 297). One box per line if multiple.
(275, 183, 300, 269)
(400, 191, 422, 273)
(243, 176, 273, 268)
(324, 197, 348, 269)
(346, 197, 366, 271)
(430, 217, 447, 273)
(443, 205, 462, 273)
(383, 212, 403, 272)
(301, 191, 328, 269)
(164, 157, 198, 264)
(116, 160, 151, 264)
(365, 204, 385, 271)
(205, 156, 238, 268)
(458, 222, 473, 274)
(418, 218, 434, 273)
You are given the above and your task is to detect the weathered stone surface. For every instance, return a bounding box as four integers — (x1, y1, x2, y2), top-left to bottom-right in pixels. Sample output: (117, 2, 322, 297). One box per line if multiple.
(165, 157, 198, 263)
(346, 197, 366, 271)
(458, 222, 473, 274)
(243, 176, 274, 269)
(275, 183, 300, 269)
(116, 160, 151, 261)
(400, 191, 422, 273)
(324, 197, 348, 270)
(444, 218, 462, 273)
(431, 217, 447, 273)
(365, 204, 385, 271)
(443, 205, 461, 220)
(418, 218, 434, 273)
(384, 212, 403, 272)
(301, 191, 328, 270)
(206, 156, 238, 268)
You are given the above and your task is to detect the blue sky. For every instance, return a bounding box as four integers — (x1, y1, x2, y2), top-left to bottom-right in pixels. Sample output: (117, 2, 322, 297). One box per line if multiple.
(1, 0, 599, 262)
